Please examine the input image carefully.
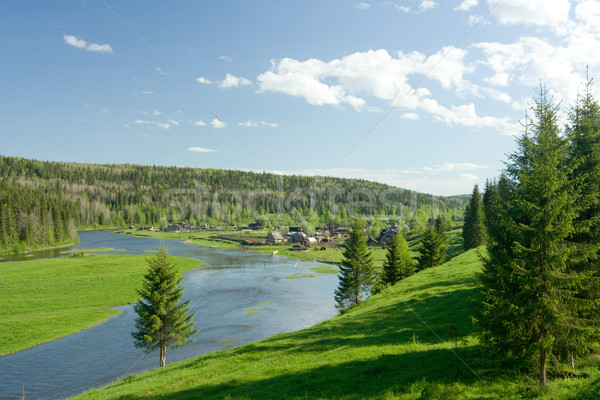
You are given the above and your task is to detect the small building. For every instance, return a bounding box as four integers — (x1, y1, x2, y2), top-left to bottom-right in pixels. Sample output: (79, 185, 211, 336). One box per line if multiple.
(165, 223, 182, 232)
(267, 232, 285, 244)
(288, 232, 308, 243)
(367, 237, 380, 246)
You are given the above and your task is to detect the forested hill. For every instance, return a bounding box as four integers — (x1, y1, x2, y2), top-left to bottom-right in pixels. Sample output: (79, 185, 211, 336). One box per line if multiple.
(0, 155, 466, 239)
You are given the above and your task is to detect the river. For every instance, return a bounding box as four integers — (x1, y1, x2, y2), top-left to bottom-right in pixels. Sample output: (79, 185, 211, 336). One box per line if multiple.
(0, 230, 338, 400)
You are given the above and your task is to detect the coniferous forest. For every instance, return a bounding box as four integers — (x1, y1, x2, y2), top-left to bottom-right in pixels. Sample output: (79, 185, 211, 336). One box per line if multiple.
(0, 155, 466, 252)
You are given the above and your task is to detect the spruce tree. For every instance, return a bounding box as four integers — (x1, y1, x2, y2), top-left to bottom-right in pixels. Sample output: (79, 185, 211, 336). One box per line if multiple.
(462, 184, 488, 250)
(382, 233, 414, 286)
(480, 85, 577, 387)
(417, 226, 446, 270)
(334, 219, 375, 312)
(563, 77, 600, 363)
(132, 246, 198, 367)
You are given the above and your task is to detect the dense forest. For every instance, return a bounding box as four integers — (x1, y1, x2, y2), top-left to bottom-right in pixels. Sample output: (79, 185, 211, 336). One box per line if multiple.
(0, 155, 466, 252)
(0, 179, 77, 253)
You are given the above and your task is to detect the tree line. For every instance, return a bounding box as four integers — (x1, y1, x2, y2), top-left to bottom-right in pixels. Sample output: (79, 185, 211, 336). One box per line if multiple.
(0, 156, 466, 251)
(0, 179, 77, 253)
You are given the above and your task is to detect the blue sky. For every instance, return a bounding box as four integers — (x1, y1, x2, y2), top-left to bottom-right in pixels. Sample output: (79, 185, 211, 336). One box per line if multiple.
(1, 0, 598, 195)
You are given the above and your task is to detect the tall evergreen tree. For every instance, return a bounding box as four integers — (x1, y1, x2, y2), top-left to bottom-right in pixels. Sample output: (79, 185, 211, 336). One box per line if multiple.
(462, 184, 488, 250)
(563, 77, 600, 363)
(381, 233, 414, 286)
(480, 86, 578, 387)
(132, 247, 198, 367)
(417, 226, 447, 270)
(334, 219, 375, 312)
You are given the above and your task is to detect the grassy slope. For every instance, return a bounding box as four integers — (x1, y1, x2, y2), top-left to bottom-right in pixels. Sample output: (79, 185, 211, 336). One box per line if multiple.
(0, 254, 202, 356)
(72, 247, 600, 400)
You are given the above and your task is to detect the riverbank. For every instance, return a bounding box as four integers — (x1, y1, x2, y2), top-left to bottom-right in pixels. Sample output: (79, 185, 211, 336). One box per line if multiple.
(115, 228, 464, 266)
(0, 253, 202, 356)
(0, 237, 80, 256)
(72, 247, 600, 400)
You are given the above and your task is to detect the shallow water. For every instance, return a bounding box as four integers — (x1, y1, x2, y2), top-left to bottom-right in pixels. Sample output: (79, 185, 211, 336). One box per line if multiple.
(0, 230, 338, 400)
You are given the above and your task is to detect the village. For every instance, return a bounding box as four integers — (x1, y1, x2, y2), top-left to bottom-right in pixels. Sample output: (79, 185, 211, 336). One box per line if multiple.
(132, 220, 432, 252)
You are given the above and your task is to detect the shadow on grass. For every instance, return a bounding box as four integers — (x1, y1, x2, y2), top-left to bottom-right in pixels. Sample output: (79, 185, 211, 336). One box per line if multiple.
(138, 347, 489, 400)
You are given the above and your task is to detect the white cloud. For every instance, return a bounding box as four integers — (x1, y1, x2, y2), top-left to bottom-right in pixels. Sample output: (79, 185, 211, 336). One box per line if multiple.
(355, 2, 371, 10)
(455, 0, 478, 11)
(401, 112, 420, 120)
(156, 67, 170, 75)
(394, 5, 411, 12)
(142, 91, 155, 94)
(210, 118, 226, 129)
(63, 35, 113, 53)
(468, 14, 491, 26)
(239, 120, 258, 127)
(153, 110, 161, 115)
(196, 77, 212, 84)
(193, 120, 207, 126)
(220, 55, 232, 62)
(487, 0, 570, 27)
(188, 147, 217, 153)
(168, 119, 180, 126)
(219, 73, 252, 88)
(134, 119, 151, 124)
(419, 0, 437, 11)
(100, 109, 109, 114)
(261, 121, 280, 128)
(157, 122, 171, 130)
(424, 162, 489, 173)
(258, 48, 514, 133)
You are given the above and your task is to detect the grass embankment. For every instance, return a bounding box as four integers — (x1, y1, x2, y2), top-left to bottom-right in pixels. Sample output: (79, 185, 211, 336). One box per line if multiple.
(0, 254, 202, 356)
(72, 248, 600, 399)
(116, 229, 464, 266)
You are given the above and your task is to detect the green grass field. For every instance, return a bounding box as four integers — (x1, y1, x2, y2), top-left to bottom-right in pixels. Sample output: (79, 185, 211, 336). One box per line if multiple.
(71, 247, 600, 400)
(0, 253, 202, 356)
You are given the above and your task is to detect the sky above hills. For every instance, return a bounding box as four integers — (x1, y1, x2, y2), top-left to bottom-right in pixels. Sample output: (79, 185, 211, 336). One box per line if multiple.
(1, 0, 599, 195)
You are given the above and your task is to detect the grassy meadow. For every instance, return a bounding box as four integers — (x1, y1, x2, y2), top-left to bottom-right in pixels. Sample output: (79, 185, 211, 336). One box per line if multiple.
(71, 247, 600, 400)
(0, 253, 202, 356)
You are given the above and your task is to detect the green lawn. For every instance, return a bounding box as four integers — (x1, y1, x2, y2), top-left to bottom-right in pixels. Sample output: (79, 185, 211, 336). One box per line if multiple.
(71, 247, 600, 400)
(0, 253, 202, 356)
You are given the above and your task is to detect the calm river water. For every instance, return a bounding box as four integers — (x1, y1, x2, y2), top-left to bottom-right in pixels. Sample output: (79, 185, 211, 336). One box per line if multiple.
(0, 231, 338, 400)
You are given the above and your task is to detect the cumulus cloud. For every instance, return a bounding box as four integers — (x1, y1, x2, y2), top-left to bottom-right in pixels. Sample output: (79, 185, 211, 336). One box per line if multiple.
(210, 118, 226, 129)
(157, 122, 171, 130)
(257, 48, 516, 133)
(220, 55, 232, 62)
(394, 5, 411, 12)
(260, 121, 280, 128)
(219, 73, 252, 88)
(419, 0, 437, 11)
(455, 0, 478, 11)
(63, 35, 113, 53)
(355, 2, 371, 9)
(487, 0, 570, 27)
(238, 120, 258, 127)
(401, 112, 420, 120)
(188, 147, 217, 153)
(196, 77, 212, 84)
(193, 120, 207, 126)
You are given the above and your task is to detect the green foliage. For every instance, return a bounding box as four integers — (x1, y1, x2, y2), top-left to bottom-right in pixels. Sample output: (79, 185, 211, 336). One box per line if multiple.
(0, 155, 467, 232)
(479, 85, 598, 388)
(417, 226, 447, 270)
(381, 233, 414, 286)
(0, 180, 77, 253)
(132, 247, 198, 367)
(462, 184, 488, 250)
(334, 219, 375, 311)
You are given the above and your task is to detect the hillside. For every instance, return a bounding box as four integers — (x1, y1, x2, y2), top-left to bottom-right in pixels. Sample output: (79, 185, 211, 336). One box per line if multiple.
(71, 248, 600, 400)
(0, 155, 465, 231)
